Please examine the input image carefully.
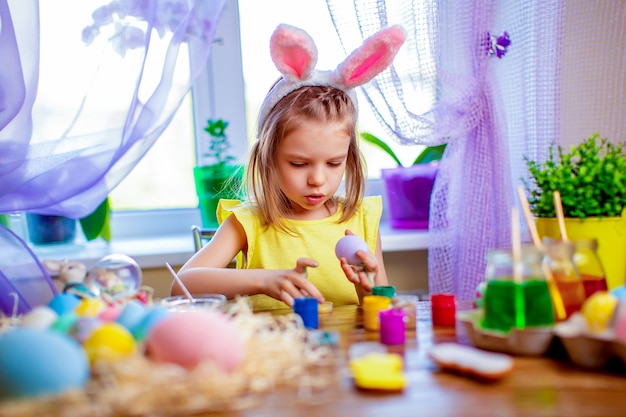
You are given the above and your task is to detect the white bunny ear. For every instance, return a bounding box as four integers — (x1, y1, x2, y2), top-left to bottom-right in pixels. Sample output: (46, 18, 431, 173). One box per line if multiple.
(269, 24, 318, 82)
(334, 25, 406, 88)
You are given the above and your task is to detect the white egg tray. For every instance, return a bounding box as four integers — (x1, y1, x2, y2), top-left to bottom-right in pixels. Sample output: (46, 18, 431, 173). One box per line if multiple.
(553, 314, 626, 371)
(458, 310, 626, 373)
(457, 310, 554, 356)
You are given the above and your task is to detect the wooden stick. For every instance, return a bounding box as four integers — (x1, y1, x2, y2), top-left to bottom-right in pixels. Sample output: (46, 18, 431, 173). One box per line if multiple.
(166, 262, 194, 301)
(516, 186, 543, 248)
(553, 190, 569, 241)
(516, 187, 566, 321)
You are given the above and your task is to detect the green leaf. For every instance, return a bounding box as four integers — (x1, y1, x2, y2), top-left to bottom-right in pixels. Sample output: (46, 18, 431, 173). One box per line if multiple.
(413, 144, 447, 165)
(79, 198, 111, 242)
(359, 132, 403, 167)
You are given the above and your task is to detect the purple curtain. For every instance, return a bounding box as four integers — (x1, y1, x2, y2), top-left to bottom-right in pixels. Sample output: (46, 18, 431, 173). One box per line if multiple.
(0, 0, 226, 218)
(326, 0, 563, 300)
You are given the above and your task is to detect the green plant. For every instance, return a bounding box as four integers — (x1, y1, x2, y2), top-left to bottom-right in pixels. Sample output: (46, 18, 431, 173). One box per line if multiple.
(359, 132, 446, 167)
(203, 119, 236, 172)
(523, 133, 626, 219)
(80, 197, 111, 242)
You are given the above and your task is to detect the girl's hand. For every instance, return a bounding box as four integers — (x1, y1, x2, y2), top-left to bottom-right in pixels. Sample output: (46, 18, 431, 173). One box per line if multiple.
(339, 250, 378, 292)
(263, 258, 324, 307)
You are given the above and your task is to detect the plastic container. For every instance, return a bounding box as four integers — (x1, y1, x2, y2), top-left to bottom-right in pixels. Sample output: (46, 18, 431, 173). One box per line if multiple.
(431, 293, 456, 326)
(392, 295, 418, 330)
(363, 295, 391, 331)
(293, 297, 319, 329)
(379, 309, 406, 345)
(372, 285, 396, 298)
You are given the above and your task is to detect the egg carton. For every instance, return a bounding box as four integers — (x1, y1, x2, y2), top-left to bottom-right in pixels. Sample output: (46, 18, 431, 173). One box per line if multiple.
(553, 313, 626, 371)
(457, 310, 554, 356)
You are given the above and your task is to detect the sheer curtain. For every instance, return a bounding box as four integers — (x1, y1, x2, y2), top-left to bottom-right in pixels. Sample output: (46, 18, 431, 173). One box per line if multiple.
(326, 0, 563, 299)
(0, 0, 225, 218)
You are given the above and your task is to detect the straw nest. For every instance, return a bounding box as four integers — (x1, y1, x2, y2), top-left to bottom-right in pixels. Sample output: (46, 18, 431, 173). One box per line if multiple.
(0, 298, 340, 416)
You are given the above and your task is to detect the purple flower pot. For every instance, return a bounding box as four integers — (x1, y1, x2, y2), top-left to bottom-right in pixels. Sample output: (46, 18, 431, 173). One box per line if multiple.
(381, 163, 439, 230)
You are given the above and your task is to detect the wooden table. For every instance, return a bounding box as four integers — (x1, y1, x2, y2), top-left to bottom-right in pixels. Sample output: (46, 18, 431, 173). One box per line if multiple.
(214, 301, 626, 417)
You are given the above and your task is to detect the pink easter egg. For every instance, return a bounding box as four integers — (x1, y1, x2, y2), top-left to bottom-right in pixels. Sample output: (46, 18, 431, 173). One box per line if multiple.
(335, 235, 370, 265)
(146, 311, 246, 372)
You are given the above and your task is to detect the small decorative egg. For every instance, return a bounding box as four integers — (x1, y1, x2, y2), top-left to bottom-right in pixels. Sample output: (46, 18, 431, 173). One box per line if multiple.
(20, 306, 58, 329)
(48, 293, 81, 316)
(84, 254, 142, 300)
(473, 281, 487, 309)
(335, 235, 370, 265)
(83, 322, 136, 364)
(70, 317, 104, 342)
(116, 300, 147, 331)
(50, 313, 79, 333)
(0, 328, 89, 400)
(611, 286, 626, 301)
(146, 310, 246, 372)
(614, 301, 626, 342)
(131, 306, 170, 342)
(580, 291, 618, 333)
(74, 298, 105, 318)
(98, 305, 122, 322)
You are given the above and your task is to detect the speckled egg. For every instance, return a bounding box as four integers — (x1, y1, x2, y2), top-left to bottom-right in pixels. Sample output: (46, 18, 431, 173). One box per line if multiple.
(0, 328, 89, 400)
(146, 310, 246, 372)
(335, 235, 370, 265)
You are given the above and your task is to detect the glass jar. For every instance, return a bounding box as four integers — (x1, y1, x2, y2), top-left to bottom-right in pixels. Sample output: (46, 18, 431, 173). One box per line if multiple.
(482, 245, 554, 332)
(572, 239, 607, 299)
(543, 239, 585, 319)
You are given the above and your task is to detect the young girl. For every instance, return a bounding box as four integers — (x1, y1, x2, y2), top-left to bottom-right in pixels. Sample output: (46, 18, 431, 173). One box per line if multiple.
(172, 23, 406, 310)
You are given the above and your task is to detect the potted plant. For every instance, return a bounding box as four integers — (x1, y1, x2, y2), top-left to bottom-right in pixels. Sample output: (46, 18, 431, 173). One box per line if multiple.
(26, 197, 111, 245)
(360, 132, 446, 229)
(522, 133, 626, 289)
(194, 119, 243, 228)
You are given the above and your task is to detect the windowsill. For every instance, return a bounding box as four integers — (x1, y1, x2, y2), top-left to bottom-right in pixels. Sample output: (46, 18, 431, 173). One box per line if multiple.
(30, 220, 428, 270)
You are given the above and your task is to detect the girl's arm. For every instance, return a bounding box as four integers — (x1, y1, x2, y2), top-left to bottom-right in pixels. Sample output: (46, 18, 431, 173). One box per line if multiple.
(170, 216, 324, 306)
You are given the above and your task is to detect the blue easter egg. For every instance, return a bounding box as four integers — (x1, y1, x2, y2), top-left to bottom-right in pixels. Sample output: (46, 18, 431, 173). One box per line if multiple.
(131, 306, 170, 342)
(48, 293, 81, 316)
(0, 328, 89, 400)
(116, 300, 147, 331)
(611, 286, 626, 300)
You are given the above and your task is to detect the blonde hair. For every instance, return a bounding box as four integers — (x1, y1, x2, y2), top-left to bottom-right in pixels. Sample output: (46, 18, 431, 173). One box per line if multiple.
(246, 85, 366, 232)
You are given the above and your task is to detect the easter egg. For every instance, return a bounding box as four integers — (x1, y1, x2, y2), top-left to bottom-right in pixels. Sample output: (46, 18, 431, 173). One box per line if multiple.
(614, 301, 626, 342)
(581, 291, 618, 333)
(20, 306, 58, 329)
(50, 313, 79, 333)
(83, 322, 136, 364)
(146, 310, 246, 372)
(0, 328, 89, 400)
(116, 300, 147, 331)
(473, 281, 487, 309)
(48, 293, 81, 316)
(131, 306, 170, 342)
(84, 254, 142, 300)
(74, 298, 105, 318)
(335, 235, 370, 265)
(611, 286, 626, 300)
(71, 317, 104, 342)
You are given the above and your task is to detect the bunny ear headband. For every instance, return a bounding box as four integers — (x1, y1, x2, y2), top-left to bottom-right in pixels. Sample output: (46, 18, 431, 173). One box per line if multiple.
(258, 23, 406, 133)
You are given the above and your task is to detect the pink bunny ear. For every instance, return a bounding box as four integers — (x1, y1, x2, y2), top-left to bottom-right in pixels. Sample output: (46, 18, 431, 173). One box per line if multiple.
(269, 24, 318, 82)
(335, 25, 406, 88)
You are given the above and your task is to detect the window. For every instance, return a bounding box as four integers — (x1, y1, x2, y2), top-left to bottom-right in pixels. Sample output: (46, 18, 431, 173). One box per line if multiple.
(111, 0, 419, 216)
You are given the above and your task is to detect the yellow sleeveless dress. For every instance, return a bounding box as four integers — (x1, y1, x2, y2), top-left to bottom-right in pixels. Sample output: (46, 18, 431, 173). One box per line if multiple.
(217, 196, 382, 310)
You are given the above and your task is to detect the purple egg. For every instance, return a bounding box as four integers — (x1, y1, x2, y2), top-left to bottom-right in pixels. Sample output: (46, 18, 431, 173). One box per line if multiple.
(335, 235, 370, 265)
